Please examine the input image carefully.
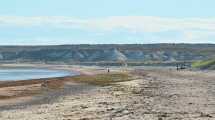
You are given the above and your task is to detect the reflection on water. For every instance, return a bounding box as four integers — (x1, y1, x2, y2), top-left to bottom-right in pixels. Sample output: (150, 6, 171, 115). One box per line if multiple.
(0, 68, 77, 81)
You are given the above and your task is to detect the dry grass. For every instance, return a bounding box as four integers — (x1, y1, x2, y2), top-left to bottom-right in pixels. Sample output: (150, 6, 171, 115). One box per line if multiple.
(72, 72, 132, 86)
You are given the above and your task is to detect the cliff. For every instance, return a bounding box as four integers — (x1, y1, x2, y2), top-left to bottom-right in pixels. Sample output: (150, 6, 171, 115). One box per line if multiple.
(0, 44, 215, 64)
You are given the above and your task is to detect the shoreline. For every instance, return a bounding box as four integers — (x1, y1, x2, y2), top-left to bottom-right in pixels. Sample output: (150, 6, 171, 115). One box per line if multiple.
(0, 64, 92, 108)
(0, 64, 125, 110)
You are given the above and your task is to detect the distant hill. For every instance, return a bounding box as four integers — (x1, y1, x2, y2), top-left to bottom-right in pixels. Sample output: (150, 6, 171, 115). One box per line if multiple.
(0, 44, 215, 65)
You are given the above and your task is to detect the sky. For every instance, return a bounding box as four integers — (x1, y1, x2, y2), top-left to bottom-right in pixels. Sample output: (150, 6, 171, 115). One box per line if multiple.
(0, 0, 215, 45)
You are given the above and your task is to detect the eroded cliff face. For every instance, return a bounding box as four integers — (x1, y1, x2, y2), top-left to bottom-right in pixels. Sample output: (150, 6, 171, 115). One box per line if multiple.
(0, 44, 213, 64)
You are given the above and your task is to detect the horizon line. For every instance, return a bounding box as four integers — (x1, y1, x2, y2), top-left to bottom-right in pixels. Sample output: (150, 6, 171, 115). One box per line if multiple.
(0, 43, 215, 46)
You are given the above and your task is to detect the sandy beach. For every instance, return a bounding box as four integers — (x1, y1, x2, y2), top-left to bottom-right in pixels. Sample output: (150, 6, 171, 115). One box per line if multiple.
(1, 65, 215, 120)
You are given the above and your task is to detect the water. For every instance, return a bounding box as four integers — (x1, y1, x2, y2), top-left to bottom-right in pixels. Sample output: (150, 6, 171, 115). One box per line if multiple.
(0, 68, 78, 81)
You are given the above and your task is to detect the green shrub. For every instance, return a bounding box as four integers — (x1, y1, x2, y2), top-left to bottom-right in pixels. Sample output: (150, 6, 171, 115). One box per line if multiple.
(192, 59, 215, 69)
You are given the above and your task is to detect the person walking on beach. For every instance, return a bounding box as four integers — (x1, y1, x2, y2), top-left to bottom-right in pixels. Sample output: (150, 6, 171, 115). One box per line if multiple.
(107, 68, 110, 73)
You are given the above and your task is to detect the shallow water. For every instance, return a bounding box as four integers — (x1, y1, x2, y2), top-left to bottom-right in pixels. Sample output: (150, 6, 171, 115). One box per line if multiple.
(0, 68, 77, 81)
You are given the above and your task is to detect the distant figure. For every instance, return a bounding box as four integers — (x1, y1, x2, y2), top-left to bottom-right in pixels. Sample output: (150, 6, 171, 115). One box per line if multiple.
(176, 63, 187, 71)
(176, 64, 179, 71)
(107, 68, 110, 73)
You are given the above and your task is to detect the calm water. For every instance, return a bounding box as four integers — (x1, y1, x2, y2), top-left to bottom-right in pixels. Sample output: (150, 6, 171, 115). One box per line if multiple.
(0, 68, 78, 81)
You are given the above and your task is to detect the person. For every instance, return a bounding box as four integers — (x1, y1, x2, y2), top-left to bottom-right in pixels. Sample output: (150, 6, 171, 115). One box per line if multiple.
(177, 64, 179, 71)
(107, 68, 110, 73)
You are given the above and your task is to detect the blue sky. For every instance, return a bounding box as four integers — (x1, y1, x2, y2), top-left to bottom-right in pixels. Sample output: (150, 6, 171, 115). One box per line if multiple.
(0, 0, 215, 45)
